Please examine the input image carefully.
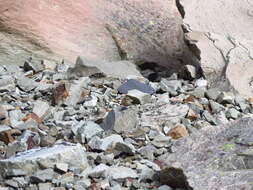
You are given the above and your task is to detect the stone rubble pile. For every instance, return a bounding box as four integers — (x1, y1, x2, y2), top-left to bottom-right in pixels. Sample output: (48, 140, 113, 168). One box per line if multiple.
(0, 58, 253, 190)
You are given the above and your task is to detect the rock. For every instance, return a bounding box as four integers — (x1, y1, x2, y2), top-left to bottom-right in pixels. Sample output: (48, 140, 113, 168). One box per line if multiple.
(89, 164, 109, 178)
(23, 59, 45, 74)
(88, 134, 123, 151)
(226, 108, 241, 119)
(16, 76, 37, 92)
(52, 82, 69, 105)
(167, 124, 189, 140)
(188, 87, 206, 98)
(124, 90, 151, 105)
(73, 121, 104, 143)
(0, 143, 88, 177)
(114, 142, 135, 155)
(100, 107, 137, 133)
(205, 88, 220, 100)
(158, 185, 173, 190)
(0, 106, 7, 122)
(70, 57, 142, 79)
(235, 95, 249, 113)
(30, 168, 55, 183)
(195, 79, 207, 88)
(0, 0, 185, 69)
(118, 79, 155, 95)
(64, 77, 90, 106)
(33, 100, 50, 119)
(151, 135, 171, 148)
(55, 163, 68, 173)
(38, 183, 53, 190)
(106, 167, 138, 181)
(202, 110, 217, 125)
(160, 117, 253, 190)
(183, 65, 197, 79)
(209, 100, 225, 113)
(160, 79, 182, 95)
(0, 76, 15, 92)
(217, 92, 235, 104)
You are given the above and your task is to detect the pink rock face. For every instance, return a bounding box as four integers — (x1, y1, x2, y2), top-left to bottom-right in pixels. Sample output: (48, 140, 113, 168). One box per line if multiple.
(0, 0, 186, 67)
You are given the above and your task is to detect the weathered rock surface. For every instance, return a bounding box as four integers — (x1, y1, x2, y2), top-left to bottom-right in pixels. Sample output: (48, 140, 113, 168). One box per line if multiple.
(160, 117, 253, 190)
(0, 0, 187, 70)
(181, 0, 253, 96)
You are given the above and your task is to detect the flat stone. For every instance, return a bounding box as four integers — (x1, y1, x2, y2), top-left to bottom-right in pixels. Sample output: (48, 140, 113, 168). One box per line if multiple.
(88, 163, 109, 178)
(38, 183, 53, 190)
(125, 89, 151, 105)
(16, 76, 37, 92)
(0, 143, 88, 177)
(151, 135, 171, 148)
(202, 110, 217, 125)
(55, 163, 68, 173)
(189, 87, 206, 98)
(100, 107, 137, 133)
(205, 88, 220, 100)
(106, 167, 138, 181)
(0, 75, 15, 92)
(160, 79, 182, 94)
(33, 100, 50, 119)
(73, 121, 104, 143)
(118, 79, 155, 94)
(209, 100, 225, 113)
(89, 134, 124, 151)
(226, 108, 241, 119)
(114, 142, 135, 155)
(30, 168, 55, 183)
(195, 79, 208, 88)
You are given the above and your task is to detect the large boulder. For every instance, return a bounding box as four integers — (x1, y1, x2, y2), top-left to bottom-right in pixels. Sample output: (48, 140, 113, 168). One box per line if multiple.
(180, 0, 253, 97)
(0, 0, 187, 69)
(159, 117, 253, 190)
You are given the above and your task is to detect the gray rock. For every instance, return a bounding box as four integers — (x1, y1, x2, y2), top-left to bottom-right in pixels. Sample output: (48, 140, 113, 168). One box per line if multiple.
(114, 142, 135, 155)
(189, 87, 206, 98)
(64, 77, 90, 106)
(226, 108, 241, 119)
(205, 88, 220, 101)
(9, 110, 25, 128)
(151, 135, 171, 148)
(89, 163, 109, 178)
(0, 143, 88, 177)
(209, 100, 225, 113)
(184, 65, 197, 79)
(160, 117, 253, 190)
(160, 79, 182, 94)
(126, 89, 151, 105)
(217, 92, 234, 104)
(38, 183, 53, 190)
(100, 107, 137, 133)
(235, 95, 249, 113)
(136, 163, 155, 181)
(202, 110, 217, 125)
(106, 167, 138, 181)
(118, 79, 155, 94)
(23, 59, 45, 73)
(73, 121, 104, 143)
(158, 185, 173, 190)
(30, 168, 55, 183)
(88, 134, 123, 151)
(55, 163, 68, 173)
(16, 76, 37, 92)
(0, 75, 15, 92)
(33, 100, 50, 119)
(0, 106, 7, 122)
(73, 57, 142, 79)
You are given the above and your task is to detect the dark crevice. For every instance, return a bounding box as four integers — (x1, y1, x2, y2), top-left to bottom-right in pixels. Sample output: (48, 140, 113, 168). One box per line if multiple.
(176, 0, 185, 18)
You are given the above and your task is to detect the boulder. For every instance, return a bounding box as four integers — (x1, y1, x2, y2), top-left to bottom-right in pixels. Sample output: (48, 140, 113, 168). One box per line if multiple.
(181, 0, 253, 96)
(0, 0, 187, 70)
(0, 143, 88, 177)
(159, 117, 253, 189)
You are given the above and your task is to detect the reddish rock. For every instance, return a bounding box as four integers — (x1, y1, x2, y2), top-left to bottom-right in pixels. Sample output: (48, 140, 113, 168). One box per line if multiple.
(0, 0, 187, 69)
(52, 82, 69, 105)
(167, 124, 189, 139)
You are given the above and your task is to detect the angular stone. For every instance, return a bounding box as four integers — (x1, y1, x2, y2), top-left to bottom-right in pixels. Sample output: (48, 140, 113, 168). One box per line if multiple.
(88, 134, 123, 151)
(0, 75, 15, 92)
(38, 183, 53, 190)
(106, 167, 138, 181)
(202, 110, 217, 125)
(205, 88, 220, 101)
(167, 124, 189, 140)
(100, 107, 137, 133)
(0, 106, 7, 122)
(16, 76, 37, 92)
(217, 92, 235, 105)
(64, 77, 90, 106)
(184, 65, 197, 79)
(118, 79, 155, 95)
(89, 164, 109, 178)
(125, 90, 151, 105)
(73, 121, 104, 143)
(0, 143, 88, 177)
(52, 82, 69, 105)
(195, 79, 207, 88)
(151, 135, 171, 148)
(161, 117, 253, 190)
(33, 100, 50, 119)
(160, 79, 182, 94)
(30, 168, 55, 183)
(209, 100, 225, 113)
(55, 163, 68, 173)
(24, 59, 45, 74)
(226, 108, 241, 119)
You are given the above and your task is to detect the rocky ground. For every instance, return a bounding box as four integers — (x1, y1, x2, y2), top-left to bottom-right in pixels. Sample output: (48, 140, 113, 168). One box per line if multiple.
(0, 58, 253, 190)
